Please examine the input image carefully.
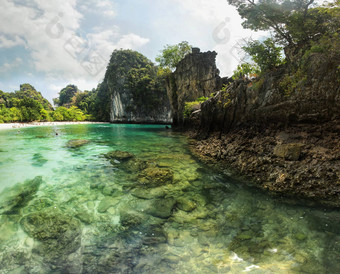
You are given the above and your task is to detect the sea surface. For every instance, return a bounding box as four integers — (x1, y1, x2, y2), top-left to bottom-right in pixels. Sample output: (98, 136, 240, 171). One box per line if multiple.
(0, 124, 339, 273)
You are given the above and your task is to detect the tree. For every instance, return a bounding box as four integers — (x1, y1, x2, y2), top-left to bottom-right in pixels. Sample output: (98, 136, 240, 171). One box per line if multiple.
(155, 41, 192, 70)
(226, 0, 316, 46)
(56, 85, 78, 107)
(242, 38, 284, 72)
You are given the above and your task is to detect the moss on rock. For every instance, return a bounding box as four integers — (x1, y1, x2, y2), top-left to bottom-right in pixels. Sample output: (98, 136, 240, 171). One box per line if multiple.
(0, 176, 42, 215)
(137, 167, 174, 187)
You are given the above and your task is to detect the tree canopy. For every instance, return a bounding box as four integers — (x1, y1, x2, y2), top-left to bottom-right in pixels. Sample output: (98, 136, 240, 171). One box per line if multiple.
(54, 85, 79, 107)
(155, 41, 192, 71)
(227, 0, 317, 46)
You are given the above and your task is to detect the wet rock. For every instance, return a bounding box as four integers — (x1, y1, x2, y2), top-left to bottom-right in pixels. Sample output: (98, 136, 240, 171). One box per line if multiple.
(104, 150, 135, 161)
(66, 139, 90, 148)
(120, 211, 143, 227)
(273, 143, 304, 161)
(126, 158, 149, 172)
(176, 197, 197, 212)
(138, 167, 174, 187)
(0, 176, 42, 215)
(23, 198, 53, 214)
(102, 185, 121, 196)
(90, 181, 105, 190)
(31, 153, 48, 167)
(76, 210, 94, 224)
(142, 227, 167, 245)
(97, 197, 120, 213)
(130, 187, 167, 199)
(146, 198, 176, 219)
(20, 208, 81, 260)
(105, 150, 149, 173)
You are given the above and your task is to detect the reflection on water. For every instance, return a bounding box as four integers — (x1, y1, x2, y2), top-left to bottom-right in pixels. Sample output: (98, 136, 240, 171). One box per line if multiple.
(0, 124, 339, 273)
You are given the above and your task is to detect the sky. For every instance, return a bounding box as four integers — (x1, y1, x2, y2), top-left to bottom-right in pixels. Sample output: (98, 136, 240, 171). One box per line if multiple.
(0, 0, 292, 103)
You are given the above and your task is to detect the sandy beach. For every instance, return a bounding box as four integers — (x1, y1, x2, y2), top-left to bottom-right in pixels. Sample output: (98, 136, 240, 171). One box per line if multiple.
(0, 121, 108, 130)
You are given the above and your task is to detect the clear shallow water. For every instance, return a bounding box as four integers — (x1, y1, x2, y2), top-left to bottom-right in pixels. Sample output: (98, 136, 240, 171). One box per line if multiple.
(0, 124, 339, 273)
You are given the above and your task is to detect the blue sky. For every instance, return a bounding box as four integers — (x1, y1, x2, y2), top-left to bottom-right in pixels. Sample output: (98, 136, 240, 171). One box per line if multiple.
(0, 0, 273, 103)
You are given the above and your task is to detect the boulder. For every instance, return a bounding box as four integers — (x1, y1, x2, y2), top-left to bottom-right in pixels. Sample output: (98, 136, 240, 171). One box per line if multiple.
(137, 167, 174, 187)
(97, 197, 120, 213)
(146, 198, 176, 219)
(66, 139, 90, 148)
(20, 208, 81, 257)
(120, 211, 143, 228)
(104, 150, 135, 162)
(31, 153, 48, 167)
(273, 143, 304, 161)
(176, 197, 197, 212)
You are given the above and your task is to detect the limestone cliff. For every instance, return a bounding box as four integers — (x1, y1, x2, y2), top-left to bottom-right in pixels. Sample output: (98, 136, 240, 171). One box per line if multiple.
(166, 48, 226, 126)
(168, 48, 340, 206)
(100, 49, 171, 124)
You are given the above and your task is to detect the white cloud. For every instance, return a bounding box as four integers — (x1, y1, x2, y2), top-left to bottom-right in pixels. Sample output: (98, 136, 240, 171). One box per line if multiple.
(167, 0, 267, 76)
(0, 0, 149, 84)
(115, 34, 150, 51)
(0, 35, 26, 48)
(80, 0, 116, 17)
(0, 57, 23, 72)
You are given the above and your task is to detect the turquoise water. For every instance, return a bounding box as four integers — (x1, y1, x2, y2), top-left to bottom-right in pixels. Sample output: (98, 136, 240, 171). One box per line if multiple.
(0, 124, 339, 273)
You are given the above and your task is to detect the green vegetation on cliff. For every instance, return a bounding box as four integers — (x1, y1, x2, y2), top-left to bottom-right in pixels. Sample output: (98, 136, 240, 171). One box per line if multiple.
(0, 84, 89, 123)
(53, 84, 100, 121)
(156, 41, 192, 71)
(228, 0, 340, 94)
(0, 84, 53, 123)
(97, 49, 169, 121)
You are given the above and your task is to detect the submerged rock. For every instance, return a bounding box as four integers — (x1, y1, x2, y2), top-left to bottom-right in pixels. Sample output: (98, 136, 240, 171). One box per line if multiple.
(32, 153, 48, 167)
(0, 176, 42, 215)
(104, 150, 149, 173)
(176, 197, 197, 212)
(97, 197, 120, 213)
(130, 187, 167, 200)
(138, 167, 174, 187)
(104, 150, 135, 161)
(20, 208, 81, 260)
(146, 198, 176, 219)
(66, 139, 90, 148)
(23, 198, 53, 214)
(120, 211, 144, 228)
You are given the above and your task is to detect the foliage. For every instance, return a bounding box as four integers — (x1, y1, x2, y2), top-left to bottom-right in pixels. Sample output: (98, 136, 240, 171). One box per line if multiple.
(279, 69, 307, 96)
(54, 85, 78, 107)
(183, 101, 200, 118)
(218, 85, 232, 108)
(96, 49, 168, 121)
(155, 41, 192, 70)
(0, 84, 88, 123)
(183, 96, 211, 118)
(226, 0, 317, 46)
(52, 106, 86, 121)
(232, 63, 260, 80)
(229, 0, 340, 96)
(242, 38, 284, 72)
(197, 96, 209, 103)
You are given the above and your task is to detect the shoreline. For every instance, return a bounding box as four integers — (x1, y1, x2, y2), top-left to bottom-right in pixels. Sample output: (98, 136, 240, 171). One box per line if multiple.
(0, 121, 108, 130)
(186, 120, 340, 208)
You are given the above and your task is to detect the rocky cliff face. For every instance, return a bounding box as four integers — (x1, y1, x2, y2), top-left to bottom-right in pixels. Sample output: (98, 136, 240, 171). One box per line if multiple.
(199, 62, 340, 133)
(106, 77, 171, 124)
(166, 48, 225, 126)
(170, 48, 340, 206)
(100, 49, 171, 124)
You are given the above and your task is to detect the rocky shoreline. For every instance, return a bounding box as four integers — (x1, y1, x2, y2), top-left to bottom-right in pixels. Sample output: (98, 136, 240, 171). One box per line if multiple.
(187, 120, 340, 208)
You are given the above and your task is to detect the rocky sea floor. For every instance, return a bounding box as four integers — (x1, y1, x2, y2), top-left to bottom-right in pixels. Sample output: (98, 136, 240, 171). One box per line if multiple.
(0, 124, 339, 273)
